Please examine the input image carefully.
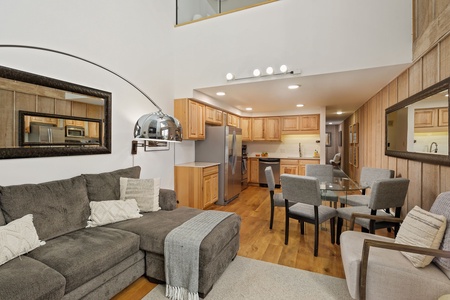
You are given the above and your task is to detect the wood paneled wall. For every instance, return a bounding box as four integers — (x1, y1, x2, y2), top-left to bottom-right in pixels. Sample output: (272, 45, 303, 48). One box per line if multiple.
(345, 2, 450, 215)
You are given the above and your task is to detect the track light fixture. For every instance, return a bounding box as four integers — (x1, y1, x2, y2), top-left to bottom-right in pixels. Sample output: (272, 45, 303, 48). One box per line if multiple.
(226, 64, 300, 81)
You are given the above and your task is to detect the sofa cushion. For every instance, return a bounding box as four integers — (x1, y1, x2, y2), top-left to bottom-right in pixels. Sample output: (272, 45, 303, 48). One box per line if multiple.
(120, 177, 161, 212)
(0, 175, 90, 241)
(0, 214, 44, 266)
(395, 205, 446, 267)
(27, 226, 140, 293)
(87, 199, 142, 227)
(431, 192, 450, 277)
(82, 166, 141, 201)
(0, 255, 66, 300)
(106, 206, 241, 266)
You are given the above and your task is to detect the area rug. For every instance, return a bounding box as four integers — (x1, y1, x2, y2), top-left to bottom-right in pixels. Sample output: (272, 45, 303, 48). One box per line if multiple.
(143, 256, 352, 300)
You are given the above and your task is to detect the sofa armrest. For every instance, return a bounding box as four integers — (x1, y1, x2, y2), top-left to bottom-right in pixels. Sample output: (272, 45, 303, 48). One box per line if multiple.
(359, 239, 450, 300)
(159, 189, 177, 211)
(349, 212, 403, 230)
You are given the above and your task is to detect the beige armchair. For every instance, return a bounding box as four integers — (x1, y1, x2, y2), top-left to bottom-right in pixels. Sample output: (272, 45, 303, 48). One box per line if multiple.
(340, 191, 450, 300)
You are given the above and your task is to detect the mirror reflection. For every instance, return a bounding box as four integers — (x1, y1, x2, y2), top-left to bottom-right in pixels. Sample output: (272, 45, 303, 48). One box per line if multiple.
(0, 65, 112, 159)
(19, 111, 102, 147)
(387, 90, 448, 154)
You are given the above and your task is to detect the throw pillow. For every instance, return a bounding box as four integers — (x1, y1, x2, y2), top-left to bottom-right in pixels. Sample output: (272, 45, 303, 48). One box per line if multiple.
(120, 177, 161, 212)
(0, 214, 45, 266)
(395, 205, 447, 268)
(86, 199, 143, 228)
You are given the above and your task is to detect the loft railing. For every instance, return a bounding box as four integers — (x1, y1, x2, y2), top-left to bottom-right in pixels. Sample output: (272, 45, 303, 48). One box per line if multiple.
(176, 0, 277, 25)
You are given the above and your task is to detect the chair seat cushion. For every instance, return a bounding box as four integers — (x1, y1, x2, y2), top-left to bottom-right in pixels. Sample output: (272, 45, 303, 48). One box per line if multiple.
(289, 203, 337, 223)
(337, 206, 394, 229)
(106, 206, 241, 268)
(0, 256, 66, 300)
(340, 231, 450, 300)
(339, 194, 369, 206)
(27, 227, 140, 293)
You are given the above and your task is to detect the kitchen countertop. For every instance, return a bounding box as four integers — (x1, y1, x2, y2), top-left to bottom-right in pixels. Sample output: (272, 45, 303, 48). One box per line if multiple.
(248, 156, 320, 160)
(175, 162, 220, 168)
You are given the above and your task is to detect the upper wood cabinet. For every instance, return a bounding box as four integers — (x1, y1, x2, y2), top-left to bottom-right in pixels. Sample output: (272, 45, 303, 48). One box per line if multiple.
(252, 117, 281, 141)
(174, 98, 205, 140)
(205, 106, 223, 125)
(414, 107, 447, 132)
(281, 114, 320, 134)
(227, 113, 240, 127)
(240, 117, 252, 141)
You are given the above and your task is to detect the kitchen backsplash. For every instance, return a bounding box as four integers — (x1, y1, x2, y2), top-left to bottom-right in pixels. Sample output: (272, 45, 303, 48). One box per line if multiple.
(245, 134, 321, 158)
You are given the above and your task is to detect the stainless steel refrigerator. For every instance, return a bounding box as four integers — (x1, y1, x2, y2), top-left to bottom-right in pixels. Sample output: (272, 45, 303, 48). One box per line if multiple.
(195, 126, 242, 205)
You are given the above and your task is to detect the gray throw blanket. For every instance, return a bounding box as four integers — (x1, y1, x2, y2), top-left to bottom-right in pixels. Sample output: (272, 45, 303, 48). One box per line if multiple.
(164, 211, 232, 300)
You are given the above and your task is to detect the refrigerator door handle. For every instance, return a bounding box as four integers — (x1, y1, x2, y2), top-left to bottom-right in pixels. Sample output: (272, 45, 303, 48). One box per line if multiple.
(230, 130, 237, 175)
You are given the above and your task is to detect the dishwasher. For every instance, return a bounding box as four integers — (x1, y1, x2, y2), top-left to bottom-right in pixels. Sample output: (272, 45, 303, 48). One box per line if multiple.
(259, 158, 280, 187)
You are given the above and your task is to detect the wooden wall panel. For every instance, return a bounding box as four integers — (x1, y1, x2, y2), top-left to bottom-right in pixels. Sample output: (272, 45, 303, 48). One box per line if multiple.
(397, 158, 409, 216)
(37, 96, 55, 114)
(422, 46, 439, 88)
(397, 71, 409, 101)
(437, 0, 450, 15)
(0, 90, 14, 148)
(422, 163, 440, 210)
(440, 166, 450, 192)
(407, 160, 422, 213)
(381, 87, 389, 169)
(440, 34, 450, 80)
(409, 60, 423, 96)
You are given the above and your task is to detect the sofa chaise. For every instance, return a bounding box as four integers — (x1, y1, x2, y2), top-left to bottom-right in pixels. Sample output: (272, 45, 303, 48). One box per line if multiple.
(0, 166, 241, 299)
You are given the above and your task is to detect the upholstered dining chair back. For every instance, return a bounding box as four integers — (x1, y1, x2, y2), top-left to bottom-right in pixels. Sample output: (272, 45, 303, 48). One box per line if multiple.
(368, 178, 410, 210)
(280, 174, 322, 206)
(265, 166, 276, 192)
(359, 167, 395, 189)
(305, 164, 333, 183)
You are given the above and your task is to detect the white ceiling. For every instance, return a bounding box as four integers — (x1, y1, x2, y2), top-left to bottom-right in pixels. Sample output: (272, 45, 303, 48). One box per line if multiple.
(195, 63, 410, 124)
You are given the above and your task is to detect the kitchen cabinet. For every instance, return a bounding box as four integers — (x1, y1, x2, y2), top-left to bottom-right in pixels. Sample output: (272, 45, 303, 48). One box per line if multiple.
(251, 117, 281, 141)
(240, 117, 252, 141)
(280, 159, 299, 175)
(227, 113, 240, 127)
(24, 116, 59, 133)
(414, 107, 447, 132)
(249, 158, 259, 183)
(298, 159, 320, 176)
(86, 104, 103, 138)
(205, 106, 223, 125)
(174, 163, 219, 209)
(174, 98, 205, 140)
(281, 114, 320, 134)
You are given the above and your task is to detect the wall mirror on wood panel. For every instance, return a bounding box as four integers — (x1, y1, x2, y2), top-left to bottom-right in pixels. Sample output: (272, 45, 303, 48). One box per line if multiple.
(0, 65, 111, 159)
(386, 76, 450, 165)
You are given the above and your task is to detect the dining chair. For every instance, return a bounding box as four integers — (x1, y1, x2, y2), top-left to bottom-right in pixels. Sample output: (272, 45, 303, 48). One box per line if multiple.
(281, 174, 337, 256)
(305, 164, 339, 206)
(339, 167, 395, 207)
(265, 166, 284, 229)
(336, 177, 410, 244)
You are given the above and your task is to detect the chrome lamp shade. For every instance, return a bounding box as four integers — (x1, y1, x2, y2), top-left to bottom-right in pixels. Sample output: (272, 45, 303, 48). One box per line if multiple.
(134, 111, 182, 142)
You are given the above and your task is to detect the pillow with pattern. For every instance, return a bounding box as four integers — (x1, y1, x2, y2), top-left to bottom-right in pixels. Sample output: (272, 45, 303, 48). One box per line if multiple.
(0, 214, 45, 266)
(87, 199, 142, 228)
(120, 177, 161, 212)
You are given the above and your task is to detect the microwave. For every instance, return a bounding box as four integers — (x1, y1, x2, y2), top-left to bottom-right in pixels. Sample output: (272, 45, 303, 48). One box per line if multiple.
(65, 126, 85, 137)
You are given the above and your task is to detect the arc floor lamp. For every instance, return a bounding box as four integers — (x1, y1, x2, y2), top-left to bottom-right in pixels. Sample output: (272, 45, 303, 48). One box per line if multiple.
(0, 44, 182, 153)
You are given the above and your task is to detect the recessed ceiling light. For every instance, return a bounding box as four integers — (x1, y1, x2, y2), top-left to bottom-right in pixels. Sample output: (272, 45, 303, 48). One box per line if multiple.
(216, 92, 225, 96)
(288, 84, 300, 89)
(446, 94, 449, 97)
(266, 67, 274, 75)
(336, 111, 343, 115)
(328, 122, 333, 125)
(296, 104, 304, 107)
(245, 107, 253, 111)
(253, 69, 261, 77)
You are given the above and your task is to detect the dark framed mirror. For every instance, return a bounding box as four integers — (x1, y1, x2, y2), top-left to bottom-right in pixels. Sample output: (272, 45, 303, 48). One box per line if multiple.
(385, 76, 450, 165)
(0, 65, 112, 159)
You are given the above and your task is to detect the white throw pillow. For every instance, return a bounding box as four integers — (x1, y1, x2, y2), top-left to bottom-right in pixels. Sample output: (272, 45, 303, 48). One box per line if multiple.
(87, 199, 143, 228)
(120, 177, 161, 212)
(395, 206, 447, 267)
(0, 214, 45, 266)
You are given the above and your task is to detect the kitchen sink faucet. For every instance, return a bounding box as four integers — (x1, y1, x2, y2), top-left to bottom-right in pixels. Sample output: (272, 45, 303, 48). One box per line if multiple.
(430, 142, 438, 153)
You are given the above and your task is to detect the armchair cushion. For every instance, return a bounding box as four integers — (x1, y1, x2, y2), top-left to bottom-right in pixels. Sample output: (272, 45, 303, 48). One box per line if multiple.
(395, 206, 446, 267)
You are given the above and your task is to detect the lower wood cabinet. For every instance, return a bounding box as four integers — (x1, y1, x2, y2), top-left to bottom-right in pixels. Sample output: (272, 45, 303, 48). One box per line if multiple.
(280, 159, 299, 175)
(174, 163, 219, 209)
(298, 159, 320, 175)
(249, 158, 259, 183)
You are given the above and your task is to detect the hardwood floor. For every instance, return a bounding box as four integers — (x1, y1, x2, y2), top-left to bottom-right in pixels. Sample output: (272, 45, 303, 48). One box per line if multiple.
(113, 185, 394, 299)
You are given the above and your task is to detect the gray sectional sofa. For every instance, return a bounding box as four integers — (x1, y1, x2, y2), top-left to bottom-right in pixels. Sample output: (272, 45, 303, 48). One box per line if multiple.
(0, 166, 241, 300)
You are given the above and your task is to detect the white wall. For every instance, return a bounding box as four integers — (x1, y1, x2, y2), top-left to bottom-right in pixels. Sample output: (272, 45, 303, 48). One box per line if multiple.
(0, 1, 177, 187)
